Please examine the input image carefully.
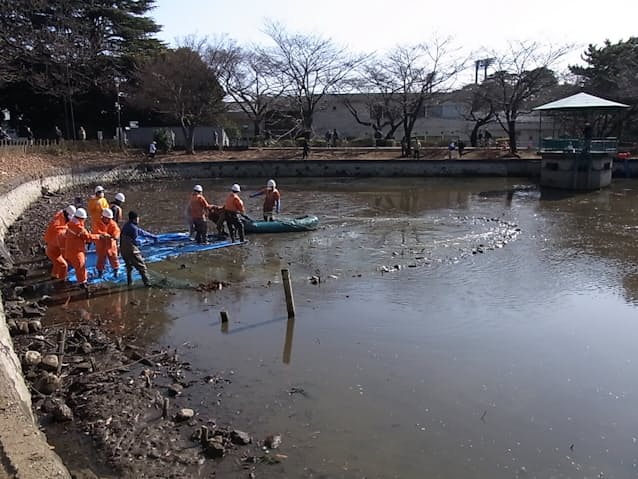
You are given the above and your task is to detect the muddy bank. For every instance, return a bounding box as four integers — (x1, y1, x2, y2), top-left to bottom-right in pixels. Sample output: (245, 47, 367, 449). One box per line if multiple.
(0, 182, 284, 478)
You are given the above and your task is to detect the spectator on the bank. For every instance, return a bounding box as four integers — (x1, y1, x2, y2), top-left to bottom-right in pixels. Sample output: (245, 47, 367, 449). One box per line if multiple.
(457, 139, 465, 157)
(26, 126, 34, 145)
(325, 130, 333, 147)
(148, 141, 157, 159)
(484, 130, 492, 146)
(54, 125, 63, 144)
(478, 131, 484, 146)
(401, 136, 407, 157)
(302, 139, 310, 159)
(413, 138, 422, 159)
(78, 126, 86, 141)
(332, 128, 339, 147)
(583, 121, 593, 153)
(448, 140, 456, 159)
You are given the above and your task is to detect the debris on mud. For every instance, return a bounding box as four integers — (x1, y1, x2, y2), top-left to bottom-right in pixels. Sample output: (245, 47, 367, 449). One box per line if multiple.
(194, 279, 228, 292)
(5, 297, 273, 478)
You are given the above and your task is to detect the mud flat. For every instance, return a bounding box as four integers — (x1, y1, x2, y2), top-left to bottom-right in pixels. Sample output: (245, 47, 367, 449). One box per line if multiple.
(1, 184, 285, 477)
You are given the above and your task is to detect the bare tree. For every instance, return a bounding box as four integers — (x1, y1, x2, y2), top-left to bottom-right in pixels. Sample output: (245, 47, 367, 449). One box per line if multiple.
(259, 21, 368, 134)
(342, 70, 404, 141)
(367, 40, 464, 154)
(458, 83, 497, 146)
(209, 39, 286, 139)
(483, 41, 571, 154)
(134, 45, 225, 154)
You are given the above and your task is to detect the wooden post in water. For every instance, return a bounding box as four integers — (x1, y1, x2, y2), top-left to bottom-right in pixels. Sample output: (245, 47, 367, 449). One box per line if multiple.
(281, 269, 296, 318)
(220, 311, 229, 323)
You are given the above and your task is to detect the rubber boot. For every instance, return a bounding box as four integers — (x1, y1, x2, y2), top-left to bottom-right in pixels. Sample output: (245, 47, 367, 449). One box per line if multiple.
(127, 271, 132, 287)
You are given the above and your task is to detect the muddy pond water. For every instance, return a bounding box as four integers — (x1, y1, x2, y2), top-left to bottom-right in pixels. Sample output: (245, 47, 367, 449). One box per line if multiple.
(44, 177, 638, 478)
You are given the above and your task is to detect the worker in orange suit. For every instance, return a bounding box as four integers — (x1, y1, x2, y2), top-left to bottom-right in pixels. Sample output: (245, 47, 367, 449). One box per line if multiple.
(189, 184, 212, 244)
(64, 207, 103, 289)
(87, 185, 109, 229)
(43, 204, 76, 280)
(223, 183, 246, 243)
(94, 208, 121, 278)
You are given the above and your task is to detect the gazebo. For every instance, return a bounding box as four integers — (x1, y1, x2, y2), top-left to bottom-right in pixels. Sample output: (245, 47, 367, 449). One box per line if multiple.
(532, 92, 629, 190)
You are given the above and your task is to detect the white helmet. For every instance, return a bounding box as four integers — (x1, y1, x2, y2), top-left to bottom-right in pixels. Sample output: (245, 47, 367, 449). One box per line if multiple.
(193, 184, 203, 193)
(231, 183, 241, 193)
(74, 208, 88, 219)
(115, 193, 125, 202)
(267, 179, 276, 188)
(65, 205, 76, 216)
(102, 208, 114, 219)
(94, 186, 104, 194)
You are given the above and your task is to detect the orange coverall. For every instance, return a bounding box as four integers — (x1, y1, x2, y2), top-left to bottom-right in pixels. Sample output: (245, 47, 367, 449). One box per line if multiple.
(43, 210, 69, 280)
(64, 218, 100, 283)
(87, 196, 109, 229)
(94, 218, 121, 274)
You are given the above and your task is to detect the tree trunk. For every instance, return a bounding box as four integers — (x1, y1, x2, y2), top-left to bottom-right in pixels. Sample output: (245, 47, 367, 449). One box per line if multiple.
(470, 124, 479, 147)
(253, 119, 261, 137)
(180, 121, 196, 154)
(508, 120, 517, 154)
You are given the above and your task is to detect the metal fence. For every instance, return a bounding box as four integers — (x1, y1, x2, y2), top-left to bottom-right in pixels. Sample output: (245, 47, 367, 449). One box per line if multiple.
(541, 138, 619, 153)
(0, 138, 122, 154)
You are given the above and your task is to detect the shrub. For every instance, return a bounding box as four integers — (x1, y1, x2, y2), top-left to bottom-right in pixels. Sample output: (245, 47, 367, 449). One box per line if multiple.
(349, 137, 375, 147)
(153, 128, 174, 152)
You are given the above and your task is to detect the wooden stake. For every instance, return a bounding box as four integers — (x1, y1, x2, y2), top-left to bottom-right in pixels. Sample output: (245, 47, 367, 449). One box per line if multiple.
(56, 328, 66, 376)
(281, 269, 296, 318)
(162, 398, 169, 419)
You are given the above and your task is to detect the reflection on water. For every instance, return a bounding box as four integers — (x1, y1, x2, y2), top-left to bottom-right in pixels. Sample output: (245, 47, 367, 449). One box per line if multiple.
(44, 177, 638, 478)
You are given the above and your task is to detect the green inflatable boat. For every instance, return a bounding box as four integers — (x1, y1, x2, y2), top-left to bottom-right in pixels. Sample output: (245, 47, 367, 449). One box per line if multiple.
(242, 215, 320, 234)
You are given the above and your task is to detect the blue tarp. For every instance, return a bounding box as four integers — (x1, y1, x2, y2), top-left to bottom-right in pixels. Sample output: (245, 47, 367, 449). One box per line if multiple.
(67, 232, 240, 285)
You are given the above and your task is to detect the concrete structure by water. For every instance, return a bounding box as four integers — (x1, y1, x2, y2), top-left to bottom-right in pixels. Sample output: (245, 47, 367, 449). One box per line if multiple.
(534, 93, 629, 190)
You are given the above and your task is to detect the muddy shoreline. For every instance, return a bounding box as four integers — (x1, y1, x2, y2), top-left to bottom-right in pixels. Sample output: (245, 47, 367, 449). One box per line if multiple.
(1, 187, 284, 478)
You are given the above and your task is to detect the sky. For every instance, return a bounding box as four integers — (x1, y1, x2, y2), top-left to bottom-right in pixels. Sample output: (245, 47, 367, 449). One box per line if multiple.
(151, 0, 637, 84)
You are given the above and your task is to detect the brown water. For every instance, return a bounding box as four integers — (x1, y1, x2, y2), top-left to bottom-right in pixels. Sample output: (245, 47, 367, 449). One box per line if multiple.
(46, 177, 638, 478)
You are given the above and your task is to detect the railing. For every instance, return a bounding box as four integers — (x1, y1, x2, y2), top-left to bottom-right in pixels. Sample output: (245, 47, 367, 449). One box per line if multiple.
(541, 138, 618, 153)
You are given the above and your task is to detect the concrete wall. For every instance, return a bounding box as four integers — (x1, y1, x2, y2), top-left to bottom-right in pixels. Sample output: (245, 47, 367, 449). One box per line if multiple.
(135, 159, 542, 180)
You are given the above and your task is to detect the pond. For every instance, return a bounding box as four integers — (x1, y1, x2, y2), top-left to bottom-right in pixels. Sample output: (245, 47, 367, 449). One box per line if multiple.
(43, 177, 638, 478)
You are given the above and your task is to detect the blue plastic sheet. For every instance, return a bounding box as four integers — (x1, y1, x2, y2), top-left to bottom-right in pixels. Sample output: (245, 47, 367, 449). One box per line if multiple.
(67, 232, 240, 285)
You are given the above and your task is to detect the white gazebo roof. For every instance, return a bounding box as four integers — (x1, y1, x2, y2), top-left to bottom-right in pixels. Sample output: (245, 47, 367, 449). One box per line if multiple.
(533, 92, 629, 111)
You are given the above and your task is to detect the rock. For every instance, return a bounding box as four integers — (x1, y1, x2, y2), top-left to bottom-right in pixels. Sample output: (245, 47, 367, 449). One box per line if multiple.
(28, 320, 42, 333)
(34, 372, 62, 395)
(230, 429, 251, 445)
(7, 320, 17, 335)
(168, 383, 183, 397)
(175, 408, 195, 422)
(23, 350, 42, 367)
(23, 303, 45, 317)
(52, 403, 73, 422)
(264, 434, 282, 449)
(204, 438, 225, 458)
(70, 468, 99, 479)
(17, 321, 30, 335)
(41, 354, 59, 371)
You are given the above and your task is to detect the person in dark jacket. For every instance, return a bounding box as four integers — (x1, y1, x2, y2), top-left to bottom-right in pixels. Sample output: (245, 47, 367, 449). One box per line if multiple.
(120, 211, 158, 287)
